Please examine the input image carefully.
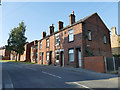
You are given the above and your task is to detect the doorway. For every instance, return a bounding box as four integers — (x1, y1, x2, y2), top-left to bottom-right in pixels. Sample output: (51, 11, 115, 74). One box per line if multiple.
(60, 51, 64, 66)
(42, 52, 44, 64)
(49, 51, 52, 65)
(78, 48, 81, 67)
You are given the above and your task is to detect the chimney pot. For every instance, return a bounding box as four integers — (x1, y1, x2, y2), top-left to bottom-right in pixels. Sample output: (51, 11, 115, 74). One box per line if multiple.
(72, 11, 74, 14)
(69, 11, 75, 26)
(42, 31, 46, 38)
(111, 27, 117, 35)
(49, 24, 54, 35)
(58, 21, 63, 31)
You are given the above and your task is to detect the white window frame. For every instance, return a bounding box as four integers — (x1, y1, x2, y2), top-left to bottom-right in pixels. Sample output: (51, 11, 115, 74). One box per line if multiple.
(55, 50, 60, 62)
(69, 49, 74, 62)
(88, 31, 92, 40)
(68, 29, 74, 42)
(55, 34, 60, 46)
(46, 52, 49, 61)
(40, 41, 42, 49)
(46, 39, 49, 47)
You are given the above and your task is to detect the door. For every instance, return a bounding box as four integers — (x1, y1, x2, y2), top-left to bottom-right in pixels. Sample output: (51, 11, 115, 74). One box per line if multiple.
(49, 51, 52, 65)
(78, 49, 81, 67)
(42, 52, 44, 64)
(62, 52, 64, 67)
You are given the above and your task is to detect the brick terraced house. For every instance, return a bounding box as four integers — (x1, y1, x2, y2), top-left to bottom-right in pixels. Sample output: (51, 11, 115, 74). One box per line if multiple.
(30, 12, 112, 68)
(10, 41, 34, 62)
(0, 46, 10, 60)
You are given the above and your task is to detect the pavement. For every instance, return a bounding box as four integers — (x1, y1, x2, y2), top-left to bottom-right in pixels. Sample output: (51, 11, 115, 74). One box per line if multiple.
(2, 62, 119, 89)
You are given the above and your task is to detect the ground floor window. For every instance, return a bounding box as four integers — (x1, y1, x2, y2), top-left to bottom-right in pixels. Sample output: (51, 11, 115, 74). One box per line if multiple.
(33, 58, 35, 62)
(46, 52, 49, 61)
(69, 49, 74, 62)
(39, 52, 42, 61)
(55, 50, 59, 62)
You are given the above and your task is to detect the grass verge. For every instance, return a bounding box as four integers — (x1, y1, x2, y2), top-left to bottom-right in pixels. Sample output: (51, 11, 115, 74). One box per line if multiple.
(0, 60, 35, 64)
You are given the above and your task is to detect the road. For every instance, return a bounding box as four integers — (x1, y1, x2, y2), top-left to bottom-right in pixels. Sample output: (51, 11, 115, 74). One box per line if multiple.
(2, 62, 119, 89)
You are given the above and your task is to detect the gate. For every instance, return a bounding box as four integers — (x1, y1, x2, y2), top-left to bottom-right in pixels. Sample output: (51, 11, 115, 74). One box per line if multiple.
(105, 57, 120, 72)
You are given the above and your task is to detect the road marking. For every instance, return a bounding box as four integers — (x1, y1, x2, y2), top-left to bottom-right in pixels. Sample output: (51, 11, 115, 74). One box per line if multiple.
(73, 82, 93, 90)
(25, 67, 37, 71)
(5, 71, 14, 89)
(42, 71, 62, 79)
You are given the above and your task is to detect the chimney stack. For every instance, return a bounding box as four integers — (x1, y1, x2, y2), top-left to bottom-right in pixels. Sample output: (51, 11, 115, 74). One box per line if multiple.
(42, 31, 46, 38)
(58, 21, 63, 31)
(49, 24, 54, 35)
(111, 27, 117, 35)
(69, 11, 75, 26)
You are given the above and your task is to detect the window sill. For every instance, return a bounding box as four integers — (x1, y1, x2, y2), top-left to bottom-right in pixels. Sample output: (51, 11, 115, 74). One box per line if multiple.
(68, 40, 74, 43)
(88, 39, 92, 41)
(69, 61, 74, 63)
(55, 44, 59, 46)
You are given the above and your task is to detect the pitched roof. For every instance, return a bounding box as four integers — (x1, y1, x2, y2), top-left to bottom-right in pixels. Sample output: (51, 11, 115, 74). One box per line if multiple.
(39, 12, 97, 41)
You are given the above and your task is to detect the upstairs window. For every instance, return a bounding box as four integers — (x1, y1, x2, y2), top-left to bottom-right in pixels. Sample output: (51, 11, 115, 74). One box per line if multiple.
(40, 41, 42, 49)
(104, 35, 107, 44)
(88, 31, 92, 40)
(55, 34, 60, 45)
(36, 45, 38, 49)
(68, 29, 74, 42)
(46, 38, 49, 48)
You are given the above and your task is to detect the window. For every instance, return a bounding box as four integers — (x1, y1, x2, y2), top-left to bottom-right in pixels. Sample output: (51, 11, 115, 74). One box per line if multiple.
(46, 52, 49, 61)
(33, 58, 35, 62)
(55, 34, 60, 45)
(36, 51, 38, 58)
(104, 35, 107, 44)
(55, 50, 59, 62)
(36, 45, 38, 49)
(69, 49, 74, 62)
(40, 41, 42, 49)
(33, 51, 35, 57)
(68, 29, 74, 42)
(46, 38, 49, 47)
(88, 31, 92, 40)
(39, 52, 41, 61)
(35, 42, 38, 46)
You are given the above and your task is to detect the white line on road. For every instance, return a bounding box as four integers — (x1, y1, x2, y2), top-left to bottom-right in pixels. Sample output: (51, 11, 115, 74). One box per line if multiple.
(24, 67, 37, 71)
(5, 71, 14, 89)
(73, 82, 93, 90)
(42, 71, 62, 79)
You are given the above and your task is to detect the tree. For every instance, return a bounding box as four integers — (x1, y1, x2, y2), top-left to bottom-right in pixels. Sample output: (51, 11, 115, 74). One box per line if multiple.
(6, 21, 27, 61)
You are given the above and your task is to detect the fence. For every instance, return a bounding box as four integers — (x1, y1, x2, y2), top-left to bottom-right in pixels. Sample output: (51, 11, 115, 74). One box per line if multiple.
(105, 57, 120, 73)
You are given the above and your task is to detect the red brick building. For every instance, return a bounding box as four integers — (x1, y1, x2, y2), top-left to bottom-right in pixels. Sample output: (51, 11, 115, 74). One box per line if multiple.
(10, 41, 34, 62)
(0, 46, 10, 60)
(31, 12, 112, 68)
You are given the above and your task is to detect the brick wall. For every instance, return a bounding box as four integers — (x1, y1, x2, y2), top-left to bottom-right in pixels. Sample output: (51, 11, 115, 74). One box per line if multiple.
(2, 57, 10, 60)
(84, 56, 106, 73)
(83, 13, 112, 58)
